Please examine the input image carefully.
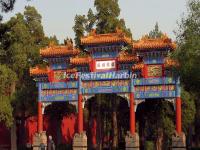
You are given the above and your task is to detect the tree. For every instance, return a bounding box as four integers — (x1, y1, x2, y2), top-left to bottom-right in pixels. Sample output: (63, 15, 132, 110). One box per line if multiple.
(0, 6, 57, 127)
(73, 0, 132, 48)
(137, 100, 175, 150)
(148, 22, 163, 39)
(0, 64, 17, 127)
(94, 0, 120, 34)
(174, 0, 200, 92)
(85, 9, 96, 33)
(24, 6, 44, 45)
(73, 15, 86, 47)
(181, 88, 196, 133)
(0, 0, 15, 20)
(173, 0, 200, 145)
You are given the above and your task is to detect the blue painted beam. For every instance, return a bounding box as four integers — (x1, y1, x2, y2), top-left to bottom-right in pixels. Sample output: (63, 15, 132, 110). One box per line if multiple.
(41, 81, 78, 89)
(81, 86, 130, 94)
(135, 91, 176, 99)
(40, 94, 78, 102)
(133, 77, 176, 85)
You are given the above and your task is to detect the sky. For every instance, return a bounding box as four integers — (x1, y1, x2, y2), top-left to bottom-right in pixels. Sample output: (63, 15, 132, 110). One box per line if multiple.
(2, 0, 188, 43)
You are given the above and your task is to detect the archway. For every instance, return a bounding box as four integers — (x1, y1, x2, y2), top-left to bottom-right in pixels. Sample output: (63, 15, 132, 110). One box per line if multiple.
(43, 102, 77, 147)
(136, 99, 175, 150)
(84, 94, 129, 150)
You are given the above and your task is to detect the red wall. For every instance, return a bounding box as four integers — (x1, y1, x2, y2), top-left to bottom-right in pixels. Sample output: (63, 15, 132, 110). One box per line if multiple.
(0, 122, 11, 149)
(25, 114, 78, 145)
(61, 114, 77, 143)
(25, 114, 98, 146)
(0, 115, 98, 147)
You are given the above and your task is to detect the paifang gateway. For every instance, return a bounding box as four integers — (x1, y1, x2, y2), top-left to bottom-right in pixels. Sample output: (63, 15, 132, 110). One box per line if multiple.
(30, 29, 186, 149)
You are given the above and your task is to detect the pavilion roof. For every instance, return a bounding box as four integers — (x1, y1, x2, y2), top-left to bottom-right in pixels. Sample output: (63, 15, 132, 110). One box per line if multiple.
(133, 35, 176, 51)
(118, 51, 139, 62)
(81, 29, 132, 45)
(40, 42, 80, 57)
(30, 66, 49, 76)
(70, 56, 92, 65)
(132, 58, 179, 71)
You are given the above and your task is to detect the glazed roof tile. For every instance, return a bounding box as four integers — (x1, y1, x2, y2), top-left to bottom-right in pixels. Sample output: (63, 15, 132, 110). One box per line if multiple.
(40, 45, 80, 57)
(81, 29, 132, 45)
(30, 66, 49, 76)
(70, 56, 92, 65)
(133, 35, 176, 51)
(118, 51, 139, 62)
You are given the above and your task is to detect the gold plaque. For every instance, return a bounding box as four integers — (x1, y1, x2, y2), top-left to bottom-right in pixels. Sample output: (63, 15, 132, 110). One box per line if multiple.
(147, 65, 162, 77)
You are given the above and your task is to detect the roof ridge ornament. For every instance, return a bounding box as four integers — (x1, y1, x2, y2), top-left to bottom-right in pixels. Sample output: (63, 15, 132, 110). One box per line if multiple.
(49, 41, 56, 48)
(89, 29, 97, 36)
(64, 38, 74, 50)
(116, 27, 125, 38)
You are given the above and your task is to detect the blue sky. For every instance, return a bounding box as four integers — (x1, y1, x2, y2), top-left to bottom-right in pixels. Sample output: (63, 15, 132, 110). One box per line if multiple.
(3, 0, 188, 42)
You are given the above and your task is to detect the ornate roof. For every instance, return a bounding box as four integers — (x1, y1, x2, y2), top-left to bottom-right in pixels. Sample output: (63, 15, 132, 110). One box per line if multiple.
(30, 66, 49, 76)
(164, 58, 179, 68)
(133, 35, 176, 51)
(132, 58, 179, 71)
(70, 56, 92, 65)
(132, 63, 145, 71)
(81, 28, 132, 45)
(118, 51, 139, 62)
(40, 42, 80, 57)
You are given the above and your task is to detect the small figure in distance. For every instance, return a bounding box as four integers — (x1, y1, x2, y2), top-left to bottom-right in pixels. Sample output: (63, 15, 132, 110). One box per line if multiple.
(47, 135, 55, 150)
(40, 142, 46, 150)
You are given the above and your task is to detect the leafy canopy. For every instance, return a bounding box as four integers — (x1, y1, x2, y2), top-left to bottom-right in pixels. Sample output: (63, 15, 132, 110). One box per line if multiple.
(0, 64, 17, 127)
(73, 0, 132, 47)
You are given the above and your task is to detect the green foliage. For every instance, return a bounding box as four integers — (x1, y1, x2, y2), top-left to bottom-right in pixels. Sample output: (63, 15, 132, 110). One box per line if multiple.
(0, 95, 13, 127)
(0, 64, 17, 95)
(174, 0, 200, 92)
(24, 6, 44, 44)
(137, 88, 196, 147)
(148, 22, 163, 38)
(0, 64, 17, 127)
(73, 15, 87, 47)
(137, 100, 174, 148)
(0, 6, 58, 125)
(181, 88, 196, 133)
(0, 0, 15, 20)
(85, 9, 96, 33)
(94, 0, 120, 34)
(144, 141, 154, 150)
(173, 0, 199, 144)
(73, 0, 132, 47)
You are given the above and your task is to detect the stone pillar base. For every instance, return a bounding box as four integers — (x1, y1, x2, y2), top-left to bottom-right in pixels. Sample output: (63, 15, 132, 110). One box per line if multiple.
(32, 131, 47, 150)
(125, 132, 139, 150)
(172, 132, 186, 150)
(73, 132, 87, 150)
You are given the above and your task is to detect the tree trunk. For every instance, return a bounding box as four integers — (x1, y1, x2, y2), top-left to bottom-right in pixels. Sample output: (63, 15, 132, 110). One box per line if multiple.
(11, 119, 17, 150)
(156, 128, 163, 150)
(96, 94, 102, 150)
(112, 95, 118, 149)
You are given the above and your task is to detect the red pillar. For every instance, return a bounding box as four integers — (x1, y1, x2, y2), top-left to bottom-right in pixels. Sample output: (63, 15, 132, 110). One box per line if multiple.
(176, 97, 182, 134)
(38, 101, 43, 133)
(130, 92, 135, 135)
(78, 94, 83, 133)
